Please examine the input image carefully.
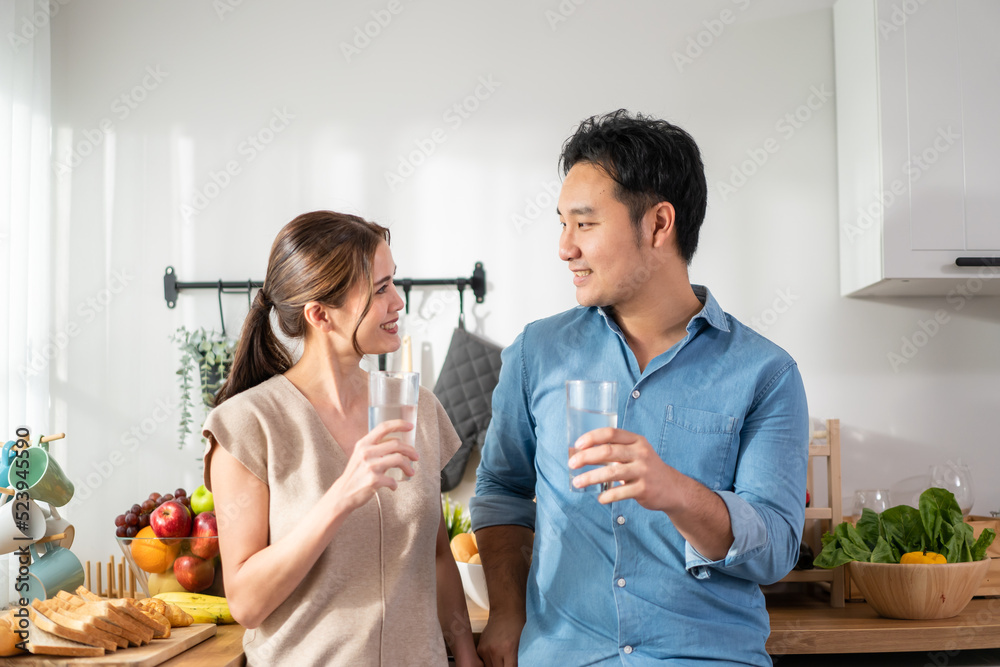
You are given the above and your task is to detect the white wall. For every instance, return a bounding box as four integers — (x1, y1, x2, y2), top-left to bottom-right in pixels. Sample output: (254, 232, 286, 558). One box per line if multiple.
(42, 0, 1000, 567)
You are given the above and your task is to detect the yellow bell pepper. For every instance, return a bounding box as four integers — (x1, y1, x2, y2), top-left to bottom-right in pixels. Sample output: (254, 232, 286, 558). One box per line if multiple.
(900, 550, 947, 564)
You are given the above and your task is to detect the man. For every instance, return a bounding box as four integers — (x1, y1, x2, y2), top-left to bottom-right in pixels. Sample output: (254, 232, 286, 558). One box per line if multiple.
(470, 110, 808, 666)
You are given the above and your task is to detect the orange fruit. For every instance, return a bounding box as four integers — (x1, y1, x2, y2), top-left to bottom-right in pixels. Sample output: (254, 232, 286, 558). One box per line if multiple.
(450, 533, 478, 563)
(130, 526, 181, 574)
(468, 552, 482, 565)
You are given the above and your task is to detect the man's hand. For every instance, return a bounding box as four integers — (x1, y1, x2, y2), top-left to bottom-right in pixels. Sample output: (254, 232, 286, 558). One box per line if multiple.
(569, 427, 735, 560)
(475, 525, 532, 667)
(569, 427, 676, 511)
(477, 610, 525, 667)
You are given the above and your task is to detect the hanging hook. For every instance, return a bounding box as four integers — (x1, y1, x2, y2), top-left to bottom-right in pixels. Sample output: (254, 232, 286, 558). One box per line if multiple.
(456, 280, 466, 331)
(402, 280, 412, 315)
(247, 280, 253, 310)
(217, 281, 226, 336)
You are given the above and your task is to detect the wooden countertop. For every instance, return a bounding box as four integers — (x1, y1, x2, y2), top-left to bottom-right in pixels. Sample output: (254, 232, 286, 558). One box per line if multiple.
(469, 596, 1000, 656)
(159, 624, 244, 667)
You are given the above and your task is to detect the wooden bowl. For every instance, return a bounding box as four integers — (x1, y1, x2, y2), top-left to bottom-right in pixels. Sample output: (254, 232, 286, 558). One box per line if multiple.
(849, 558, 990, 619)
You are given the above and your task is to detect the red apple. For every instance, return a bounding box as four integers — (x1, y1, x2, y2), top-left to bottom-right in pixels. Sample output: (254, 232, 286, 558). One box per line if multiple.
(190, 512, 219, 559)
(150, 500, 192, 543)
(173, 555, 215, 593)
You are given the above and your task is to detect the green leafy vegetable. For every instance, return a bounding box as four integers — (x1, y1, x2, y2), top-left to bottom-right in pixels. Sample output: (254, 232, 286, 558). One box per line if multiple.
(813, 487, 995, 568)
(442, 494, 471, 541)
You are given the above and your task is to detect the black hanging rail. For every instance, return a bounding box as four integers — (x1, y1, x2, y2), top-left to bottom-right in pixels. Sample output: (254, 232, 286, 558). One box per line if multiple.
(163, 263, 487, 309)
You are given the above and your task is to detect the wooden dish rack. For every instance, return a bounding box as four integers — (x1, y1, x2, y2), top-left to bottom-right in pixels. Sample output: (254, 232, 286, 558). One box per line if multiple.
(83, 555, 139, 599)
(773, 418, 844, 607)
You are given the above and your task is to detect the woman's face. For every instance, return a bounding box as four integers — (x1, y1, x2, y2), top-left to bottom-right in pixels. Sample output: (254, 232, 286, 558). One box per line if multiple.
(347, 242, 405, 356)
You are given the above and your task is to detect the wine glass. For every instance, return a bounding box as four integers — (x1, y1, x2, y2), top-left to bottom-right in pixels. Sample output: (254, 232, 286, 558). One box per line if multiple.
(929, 462, 975, 516)
(853, 489, 892, 520)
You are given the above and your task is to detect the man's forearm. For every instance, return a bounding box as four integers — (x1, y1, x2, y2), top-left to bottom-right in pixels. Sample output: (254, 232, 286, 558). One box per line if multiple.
(667, 473, 734, 561)
(475, 524, 533, 617)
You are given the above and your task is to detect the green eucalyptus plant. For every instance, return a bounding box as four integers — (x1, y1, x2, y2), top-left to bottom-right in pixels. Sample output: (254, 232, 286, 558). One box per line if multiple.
(170, 326, 237, 448)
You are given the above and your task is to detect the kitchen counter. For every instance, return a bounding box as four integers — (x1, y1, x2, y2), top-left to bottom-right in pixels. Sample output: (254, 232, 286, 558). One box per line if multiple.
(468, 596, 1000, 659)
(159, 624, 244, 667)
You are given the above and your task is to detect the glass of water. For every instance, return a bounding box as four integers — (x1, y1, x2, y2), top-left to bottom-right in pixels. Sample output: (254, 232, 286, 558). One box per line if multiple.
(566, 380, 617, 493)
(368, 371, 420, 482)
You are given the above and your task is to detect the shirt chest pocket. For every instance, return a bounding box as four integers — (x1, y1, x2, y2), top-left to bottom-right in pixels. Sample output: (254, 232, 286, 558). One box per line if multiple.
(655, 405, 738, 490)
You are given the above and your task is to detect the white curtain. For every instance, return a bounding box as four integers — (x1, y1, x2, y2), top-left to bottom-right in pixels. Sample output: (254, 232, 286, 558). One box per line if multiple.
(0, 0, 52, 442)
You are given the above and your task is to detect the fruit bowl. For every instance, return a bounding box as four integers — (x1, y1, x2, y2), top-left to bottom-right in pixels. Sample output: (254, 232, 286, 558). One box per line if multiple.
(849, 558, 990, 619)
(456, 561, 489, 610)
(116, 535, 225, 599)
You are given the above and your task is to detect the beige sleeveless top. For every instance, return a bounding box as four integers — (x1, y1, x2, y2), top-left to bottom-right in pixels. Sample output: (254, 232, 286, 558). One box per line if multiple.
(202, 375, 461, 667)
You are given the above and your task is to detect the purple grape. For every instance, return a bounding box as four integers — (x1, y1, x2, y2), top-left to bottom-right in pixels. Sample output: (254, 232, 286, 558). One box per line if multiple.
(141, 499, 155, 512)
(130, 503, 141, 515)
(114, 514, 126, 527)
(174, 488, 187, 498)
(161, 494, 174, 504)
(125, 512, 138, 527)
(149, 492, 161, 502)
(125, 525, 139, 538)
(116, 525, 128, 538)
(178, 496, 191, 508)
(139, 513, 150, 528)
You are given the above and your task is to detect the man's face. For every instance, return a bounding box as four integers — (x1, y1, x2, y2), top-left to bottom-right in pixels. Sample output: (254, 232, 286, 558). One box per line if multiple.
(557, 162, 650, 310)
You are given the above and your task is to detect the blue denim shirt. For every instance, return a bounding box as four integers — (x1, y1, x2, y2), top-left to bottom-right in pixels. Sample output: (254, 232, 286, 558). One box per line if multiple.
(470, 286, 809, 666)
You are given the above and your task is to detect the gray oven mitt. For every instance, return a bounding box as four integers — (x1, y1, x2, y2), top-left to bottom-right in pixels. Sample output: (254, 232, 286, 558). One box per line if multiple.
(433, 327, 503, 491)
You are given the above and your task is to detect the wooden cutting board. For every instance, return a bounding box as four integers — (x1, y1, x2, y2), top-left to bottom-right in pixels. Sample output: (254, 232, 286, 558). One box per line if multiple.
(3, 624, 217, 667)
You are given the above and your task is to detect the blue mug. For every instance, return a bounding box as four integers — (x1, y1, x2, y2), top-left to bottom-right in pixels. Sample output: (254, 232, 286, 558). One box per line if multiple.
(0, 441, 19, 506)
(25, 541, 85, 602)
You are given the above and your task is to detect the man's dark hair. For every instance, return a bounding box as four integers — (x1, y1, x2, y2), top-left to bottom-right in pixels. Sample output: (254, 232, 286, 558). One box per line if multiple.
(559, 109, 708, 264)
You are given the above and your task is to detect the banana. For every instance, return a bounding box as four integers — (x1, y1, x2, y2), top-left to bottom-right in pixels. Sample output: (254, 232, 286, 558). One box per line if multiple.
(153, 592, 236, 624)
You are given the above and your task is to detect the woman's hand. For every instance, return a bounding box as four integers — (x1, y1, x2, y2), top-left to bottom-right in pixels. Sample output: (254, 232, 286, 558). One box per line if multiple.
(330, 419, 419, 512)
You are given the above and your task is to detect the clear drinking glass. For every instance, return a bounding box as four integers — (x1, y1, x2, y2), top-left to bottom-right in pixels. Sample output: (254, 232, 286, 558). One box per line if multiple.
(566, 380, 617, 493)
(853, 489, 892, 519)
(368, 371, 420, 482)
(930, 462, 975, 516)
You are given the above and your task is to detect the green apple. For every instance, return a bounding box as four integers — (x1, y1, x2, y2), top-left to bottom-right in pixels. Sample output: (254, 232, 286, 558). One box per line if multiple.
(190, 484, 214, 514)
(148, 570, 187, 595)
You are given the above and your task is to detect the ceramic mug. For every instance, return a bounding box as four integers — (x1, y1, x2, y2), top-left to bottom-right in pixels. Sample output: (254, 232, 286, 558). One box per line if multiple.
(7, 441, 74, 507)
(41, 504, 75, 549)
(0, 441, 18, 494)
(0, 496, 45, 555)
(25, 541, 85, 602)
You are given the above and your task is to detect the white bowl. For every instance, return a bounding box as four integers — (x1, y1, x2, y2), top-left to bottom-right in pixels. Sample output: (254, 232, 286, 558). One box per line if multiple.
(456, 561, 489, 610)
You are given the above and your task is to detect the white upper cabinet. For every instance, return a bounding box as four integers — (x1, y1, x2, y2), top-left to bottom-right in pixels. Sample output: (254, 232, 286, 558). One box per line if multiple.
(835, 0, 1000, 296)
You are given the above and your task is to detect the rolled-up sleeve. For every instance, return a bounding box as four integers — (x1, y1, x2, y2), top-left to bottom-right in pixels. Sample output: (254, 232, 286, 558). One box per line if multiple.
(684, 362, 809, 584)
(470, 332, 538, 532)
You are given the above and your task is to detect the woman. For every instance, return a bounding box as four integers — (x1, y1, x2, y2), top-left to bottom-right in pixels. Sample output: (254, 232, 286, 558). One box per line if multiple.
(202, 211, 481, 666)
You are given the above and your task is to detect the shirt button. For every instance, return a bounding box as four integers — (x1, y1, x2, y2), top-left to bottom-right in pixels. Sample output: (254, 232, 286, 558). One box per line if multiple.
(617, 578, 626, 588)
(624, 645, 633, 654)
(631, 390, 640, 399)
(617, 515, 625, 525)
